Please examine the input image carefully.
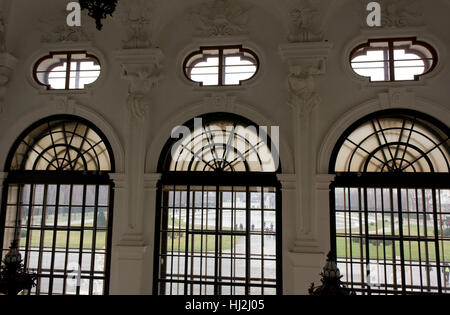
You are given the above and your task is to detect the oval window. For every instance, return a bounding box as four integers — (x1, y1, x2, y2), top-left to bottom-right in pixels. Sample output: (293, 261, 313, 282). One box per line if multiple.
(184, 45, 259, 86)
(350, 38, 437, 82)
(34, 51, 101, 90)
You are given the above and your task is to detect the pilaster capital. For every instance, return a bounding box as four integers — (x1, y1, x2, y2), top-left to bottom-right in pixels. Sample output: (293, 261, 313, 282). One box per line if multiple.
(144, 173, 162, 190)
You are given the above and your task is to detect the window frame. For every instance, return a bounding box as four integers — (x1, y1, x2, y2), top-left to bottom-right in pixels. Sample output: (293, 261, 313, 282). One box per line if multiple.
(153, 113, 283, 295)
(0, 115, 115, 295)
(329, 110, 450, 295)
(349, 37, 438, 83)
(33, 51, 101, 91)
(183, 45, 260, 87)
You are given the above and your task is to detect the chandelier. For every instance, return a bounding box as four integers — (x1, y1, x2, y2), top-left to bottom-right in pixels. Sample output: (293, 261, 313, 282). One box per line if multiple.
(0, 240, 36, 295)
(79, 0, 118, 30)
(309, 251, 355, 296)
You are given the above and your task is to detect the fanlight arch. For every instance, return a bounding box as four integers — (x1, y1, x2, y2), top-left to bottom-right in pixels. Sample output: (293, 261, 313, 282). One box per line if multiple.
(6, 115, 114, 172)
(330, 110, 450, 174)
(158, 113, 280, 173)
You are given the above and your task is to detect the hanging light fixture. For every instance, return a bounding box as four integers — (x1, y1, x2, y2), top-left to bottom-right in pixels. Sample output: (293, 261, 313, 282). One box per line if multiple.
(79, 0, 118, 31)
(0, 240, 36, 295)
(308, 251, 356, 296)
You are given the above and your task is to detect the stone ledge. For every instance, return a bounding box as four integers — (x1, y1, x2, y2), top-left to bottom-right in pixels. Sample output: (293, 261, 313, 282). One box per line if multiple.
(113, 244, 148, 261)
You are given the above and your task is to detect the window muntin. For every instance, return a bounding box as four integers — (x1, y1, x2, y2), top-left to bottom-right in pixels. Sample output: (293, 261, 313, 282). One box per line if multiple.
(166, 120, 279, 173)
(1, 116, 114, 295)
(334, 186, 450, 295)
(184, 46, 259, 86)
(157, 185, 278, 295)
(3, 183, 111, 295)
(330, 111, 450, 295)
(350, 38, 437, 82)
(34, 52, 101, 90)
(333, 114, 450, 173)
(155, 114, 281, 295)
(8, 119, 112, 171)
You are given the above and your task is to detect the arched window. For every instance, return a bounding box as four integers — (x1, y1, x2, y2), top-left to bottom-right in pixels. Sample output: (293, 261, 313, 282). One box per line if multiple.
(0, 116, 115, 295)
(34, 52, 101, 90)
(350, 38, 437, 82)
(329, 110, 450, 295)
(183, 46, 259, 86)
(154, 113, 282, 295)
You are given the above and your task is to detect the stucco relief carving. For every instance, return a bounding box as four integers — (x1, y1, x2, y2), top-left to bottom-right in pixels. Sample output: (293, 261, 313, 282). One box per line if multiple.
(0, 69, 9, 113)
(118, 0, 154, 49)
(378, 88, 415, 110)
(288, 0, 323, 43)
(0, 11, 16, 113)
(202, 93, 237, 112)
(0, 53, 17, 113)
(189, 0, 250, 37)
(39, 10, 92, 43)
(288, 60, 324, 117)
(121, 63, 161, 119)
(0, 12, 7, 53)
(50, 95, 77, 114)
(361, 0, 423, 28)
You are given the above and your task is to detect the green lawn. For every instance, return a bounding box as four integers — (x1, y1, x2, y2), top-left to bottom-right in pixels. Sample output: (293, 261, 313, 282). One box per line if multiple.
(21, 230, 107, 250)
(337, 237, 450, 261)
(337, 220, 450, 261)
(336, 220, 450, 262)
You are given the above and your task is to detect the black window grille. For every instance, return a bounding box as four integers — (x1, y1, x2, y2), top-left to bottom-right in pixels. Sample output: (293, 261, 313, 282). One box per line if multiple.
(0, 115, 115, 295)
(154, 113, 282, 295)
(350, 38, 437, 82)
(329, 110, 450, 295)
(183, 46, 259, 87)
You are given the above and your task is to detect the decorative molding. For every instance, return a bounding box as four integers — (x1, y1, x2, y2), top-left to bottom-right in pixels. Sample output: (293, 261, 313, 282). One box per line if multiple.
(288, 0, 324, 43)
(189, 0, 250, 37)
(0, 52, 16, 113)
(0, 10, 7, 52)
(360, 0, 423, 28)
(117, 0, 154, 49)
(280, 42, 332, 118)
(144, 173, 161, 190)
(114, 48, 164, 238)
(39, 10, 93, 43)
(315, 174, 334, 190)
(280, 41, 332, 251)
(279, 41, 333, 61)
(287, 61, 324, 118)
(115, 245, 148, 260)
(378, 88, 415, 109)
(48, 95, 78, 115)
(277, 174, 297, 191)
(114, 48, 163, 119)
(291, 239, 323, 254)
(110, 173, 127, 189)
(202, 93, 237, 113)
